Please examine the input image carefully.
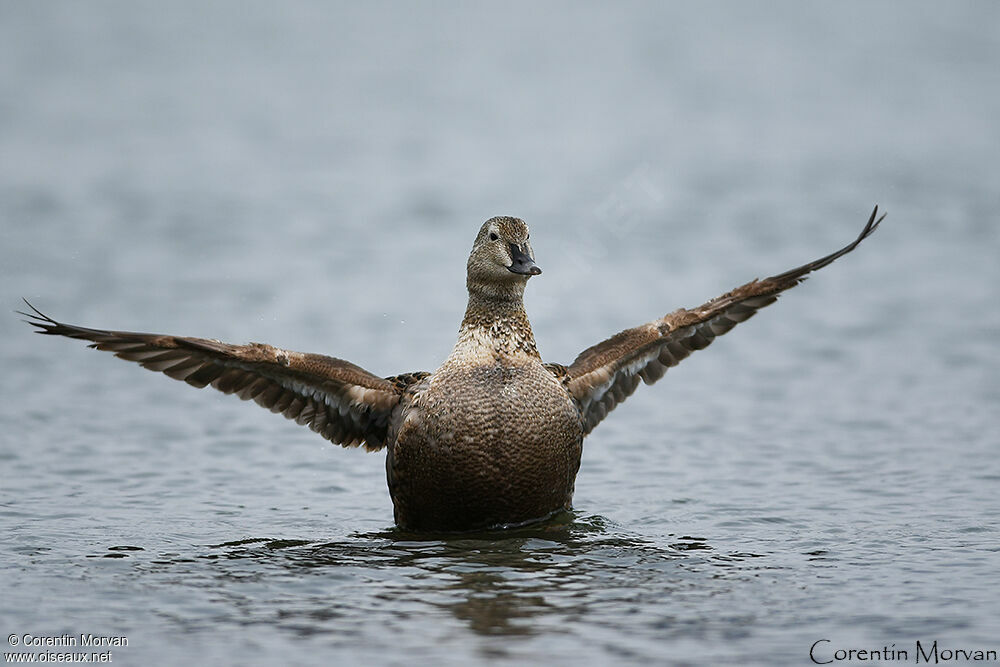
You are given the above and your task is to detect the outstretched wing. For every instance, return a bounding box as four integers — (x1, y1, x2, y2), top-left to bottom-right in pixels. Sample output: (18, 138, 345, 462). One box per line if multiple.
(20, 302, 423, 451)
(560, 206, 885, 435)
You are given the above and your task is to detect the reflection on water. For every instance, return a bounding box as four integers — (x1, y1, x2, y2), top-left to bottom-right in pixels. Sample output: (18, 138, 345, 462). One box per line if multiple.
(97, 513, 768, 643)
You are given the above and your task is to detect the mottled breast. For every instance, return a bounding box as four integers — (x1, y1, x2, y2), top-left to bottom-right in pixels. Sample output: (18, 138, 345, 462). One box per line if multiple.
(386, 359, 583, 531)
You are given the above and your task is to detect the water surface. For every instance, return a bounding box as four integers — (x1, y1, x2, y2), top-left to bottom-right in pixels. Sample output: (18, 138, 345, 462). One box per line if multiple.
(2, 3, 998, 665)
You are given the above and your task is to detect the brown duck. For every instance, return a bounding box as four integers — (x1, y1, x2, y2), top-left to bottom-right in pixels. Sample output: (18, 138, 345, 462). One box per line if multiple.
(22, 207, 884, 531)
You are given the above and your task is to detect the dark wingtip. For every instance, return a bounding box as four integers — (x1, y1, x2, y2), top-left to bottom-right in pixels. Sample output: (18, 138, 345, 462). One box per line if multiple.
(864, 204, 886, 239)
(764, 204, 887, 284)
(17, 298, 59, 332)
(847, 204, 885, 251)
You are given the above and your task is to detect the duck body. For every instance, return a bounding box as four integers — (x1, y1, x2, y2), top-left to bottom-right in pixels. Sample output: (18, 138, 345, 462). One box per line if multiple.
(21, 208, 884, 532)
(387, 311, 584, 531)
(388, 349, 583, 531)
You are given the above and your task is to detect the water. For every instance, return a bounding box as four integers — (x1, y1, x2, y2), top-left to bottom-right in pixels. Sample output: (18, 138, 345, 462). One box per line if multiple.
(2, 3, 999, 665)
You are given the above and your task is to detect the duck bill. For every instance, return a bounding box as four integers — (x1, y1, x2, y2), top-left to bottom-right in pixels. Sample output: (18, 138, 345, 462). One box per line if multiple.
(508, 243, 542, 276)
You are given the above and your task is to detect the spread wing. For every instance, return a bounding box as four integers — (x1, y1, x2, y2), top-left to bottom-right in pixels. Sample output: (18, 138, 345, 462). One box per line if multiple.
(560, 206, 885, 435)
(19, 301, 425, 451)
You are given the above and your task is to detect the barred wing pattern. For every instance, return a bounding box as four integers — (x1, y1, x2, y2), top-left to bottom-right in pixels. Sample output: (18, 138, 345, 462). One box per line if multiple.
(562, 206, 885, 435)
(20, 302, 416, 451)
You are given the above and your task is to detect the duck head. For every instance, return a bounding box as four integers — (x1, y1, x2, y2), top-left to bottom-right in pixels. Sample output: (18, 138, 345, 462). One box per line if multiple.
(468, 214, 539, 278)
(466, 216, 541, 300)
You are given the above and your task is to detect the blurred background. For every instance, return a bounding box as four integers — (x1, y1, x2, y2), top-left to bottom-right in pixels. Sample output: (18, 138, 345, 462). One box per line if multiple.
(1, 2, 998, 665)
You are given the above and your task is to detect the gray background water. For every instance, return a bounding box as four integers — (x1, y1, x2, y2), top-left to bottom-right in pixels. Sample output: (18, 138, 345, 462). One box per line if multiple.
(2, 2, 998, 665)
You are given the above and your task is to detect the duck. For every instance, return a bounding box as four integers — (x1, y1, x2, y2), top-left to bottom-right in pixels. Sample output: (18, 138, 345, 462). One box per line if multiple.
(21, 206, 884, 531)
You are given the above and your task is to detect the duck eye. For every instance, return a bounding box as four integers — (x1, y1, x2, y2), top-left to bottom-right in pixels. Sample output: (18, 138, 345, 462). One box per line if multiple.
(489, 232, 499, 241)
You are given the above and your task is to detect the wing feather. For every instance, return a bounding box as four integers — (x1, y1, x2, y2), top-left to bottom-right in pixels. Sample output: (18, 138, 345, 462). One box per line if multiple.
(562, 206, 885, 434)
(19, 302, 423, 451)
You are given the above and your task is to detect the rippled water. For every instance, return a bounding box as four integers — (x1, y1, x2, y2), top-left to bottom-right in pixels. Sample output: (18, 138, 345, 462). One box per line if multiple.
(2, 3, 999, 665)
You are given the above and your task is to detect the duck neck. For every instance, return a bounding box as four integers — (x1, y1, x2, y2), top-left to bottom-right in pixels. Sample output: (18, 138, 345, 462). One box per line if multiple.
(457, 279, 539, 359)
